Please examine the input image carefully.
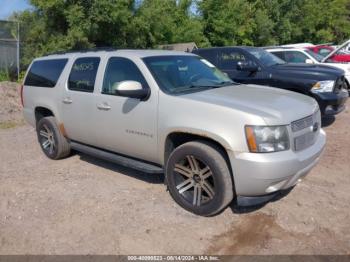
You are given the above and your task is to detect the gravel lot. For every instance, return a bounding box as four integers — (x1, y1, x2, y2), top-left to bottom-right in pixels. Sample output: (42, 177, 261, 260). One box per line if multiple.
(0, 82, 349, 255)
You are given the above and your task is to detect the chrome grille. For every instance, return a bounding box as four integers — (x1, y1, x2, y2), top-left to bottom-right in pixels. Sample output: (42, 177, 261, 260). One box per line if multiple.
(294, 131, 317, 151)
(292, 110, 320, 151)
(334, 76, 346, 93)
(291, 114, 313, 132)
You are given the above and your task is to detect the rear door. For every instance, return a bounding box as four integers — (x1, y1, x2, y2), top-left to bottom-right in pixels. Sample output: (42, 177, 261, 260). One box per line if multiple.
(60, 56, 102, 144)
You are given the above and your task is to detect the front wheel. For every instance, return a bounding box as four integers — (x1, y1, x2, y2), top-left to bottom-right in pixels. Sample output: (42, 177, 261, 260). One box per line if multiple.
(166, 141, 234, 216)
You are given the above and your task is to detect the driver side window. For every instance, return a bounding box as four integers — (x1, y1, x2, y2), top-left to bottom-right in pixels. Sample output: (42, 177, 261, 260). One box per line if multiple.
(218, 50, 256, 70)
(102, 57, 148, 96)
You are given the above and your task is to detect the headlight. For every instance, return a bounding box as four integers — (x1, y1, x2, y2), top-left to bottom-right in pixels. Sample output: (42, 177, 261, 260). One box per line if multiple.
(311, 80, 334, 93)
(245, 125, 290, 153)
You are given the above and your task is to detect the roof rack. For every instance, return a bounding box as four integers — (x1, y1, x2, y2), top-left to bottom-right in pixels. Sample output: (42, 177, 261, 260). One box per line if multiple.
(45, 47, 117, 56)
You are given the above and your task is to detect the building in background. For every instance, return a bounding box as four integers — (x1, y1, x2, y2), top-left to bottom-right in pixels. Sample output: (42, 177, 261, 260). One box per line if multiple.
(159, 42, 198, 52)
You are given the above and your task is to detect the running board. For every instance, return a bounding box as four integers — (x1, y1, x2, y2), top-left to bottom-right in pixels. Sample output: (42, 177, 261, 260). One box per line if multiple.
(70, 141, 164, 174)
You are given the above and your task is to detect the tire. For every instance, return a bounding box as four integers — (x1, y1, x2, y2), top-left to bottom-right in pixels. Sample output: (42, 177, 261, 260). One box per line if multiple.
(36, 116, 71, 160)
(165, 141, 234, 216)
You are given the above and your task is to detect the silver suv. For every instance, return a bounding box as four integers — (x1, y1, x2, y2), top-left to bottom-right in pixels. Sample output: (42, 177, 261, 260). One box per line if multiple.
(22, 50, 326, 216)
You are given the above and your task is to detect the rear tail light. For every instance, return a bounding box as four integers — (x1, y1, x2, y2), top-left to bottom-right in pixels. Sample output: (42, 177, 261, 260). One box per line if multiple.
(20, 84, 24, 107)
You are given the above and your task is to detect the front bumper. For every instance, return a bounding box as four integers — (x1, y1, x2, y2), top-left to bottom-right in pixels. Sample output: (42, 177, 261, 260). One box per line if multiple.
(313, 89, 348, 115)
(229, 129, 326, 197)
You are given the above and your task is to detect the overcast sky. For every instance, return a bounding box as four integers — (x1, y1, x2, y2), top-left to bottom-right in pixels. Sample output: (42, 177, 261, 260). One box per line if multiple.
(0, 0, 31, 20)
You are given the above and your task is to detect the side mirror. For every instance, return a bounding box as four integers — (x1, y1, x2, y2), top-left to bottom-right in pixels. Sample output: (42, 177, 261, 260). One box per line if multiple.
(113, 81, 149, 100)
(305, 59, 314, 64)
(237, 61, 259, 72)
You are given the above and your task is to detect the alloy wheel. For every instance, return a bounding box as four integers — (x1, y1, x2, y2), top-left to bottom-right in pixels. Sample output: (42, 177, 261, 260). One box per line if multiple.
(39, 124, 56, 155)
(174, 155, 215, 207)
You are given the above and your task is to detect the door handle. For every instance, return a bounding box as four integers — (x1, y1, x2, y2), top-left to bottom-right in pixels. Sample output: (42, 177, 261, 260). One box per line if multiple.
(62, 97, 73, 104)
(97, 103, 111, 111)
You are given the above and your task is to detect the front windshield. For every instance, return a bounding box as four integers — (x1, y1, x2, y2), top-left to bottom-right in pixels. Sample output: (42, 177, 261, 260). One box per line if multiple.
(304, 49, 323, 62)
(246, 48, 286, 66)
(143, 55, 234, 94)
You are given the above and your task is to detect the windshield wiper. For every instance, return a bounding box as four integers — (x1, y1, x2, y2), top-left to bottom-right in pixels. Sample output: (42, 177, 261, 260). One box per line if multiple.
(189, 81, 235, 89)
(172, 81, 236, 94)
(215, 81, 236, 86)
(187, 84, 217, 89)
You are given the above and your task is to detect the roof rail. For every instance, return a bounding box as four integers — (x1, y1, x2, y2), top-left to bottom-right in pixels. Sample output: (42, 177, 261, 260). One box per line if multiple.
(45, 46, 117, 56)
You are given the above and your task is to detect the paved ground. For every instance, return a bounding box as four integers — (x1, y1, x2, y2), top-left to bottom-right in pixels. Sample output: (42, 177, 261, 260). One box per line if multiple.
(0, 83, 349, 254)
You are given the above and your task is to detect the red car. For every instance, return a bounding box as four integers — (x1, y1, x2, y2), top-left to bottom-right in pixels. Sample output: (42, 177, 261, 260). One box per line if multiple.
(307, 44, 350, 63)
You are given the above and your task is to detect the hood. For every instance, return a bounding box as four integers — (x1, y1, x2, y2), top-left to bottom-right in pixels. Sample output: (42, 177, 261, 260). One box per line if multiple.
(183, 84, 319, 125)
(270, 63, 343, 80)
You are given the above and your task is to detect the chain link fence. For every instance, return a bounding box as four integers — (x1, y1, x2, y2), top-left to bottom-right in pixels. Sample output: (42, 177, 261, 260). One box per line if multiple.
(0, 20, 19, 79)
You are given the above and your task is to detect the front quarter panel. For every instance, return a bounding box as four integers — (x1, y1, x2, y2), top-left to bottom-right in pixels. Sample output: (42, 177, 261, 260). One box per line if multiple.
(157, 91, 266, 164)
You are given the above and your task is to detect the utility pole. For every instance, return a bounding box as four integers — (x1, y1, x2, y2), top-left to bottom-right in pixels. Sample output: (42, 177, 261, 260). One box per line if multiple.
(16, 21, 20, 81)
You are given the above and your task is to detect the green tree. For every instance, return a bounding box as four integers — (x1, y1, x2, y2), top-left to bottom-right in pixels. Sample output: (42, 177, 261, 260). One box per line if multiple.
(297, 0, 350, 44)
(132, 0, 208, 47)
(199, 0, 256, 46)
(12, 0, 350, 68)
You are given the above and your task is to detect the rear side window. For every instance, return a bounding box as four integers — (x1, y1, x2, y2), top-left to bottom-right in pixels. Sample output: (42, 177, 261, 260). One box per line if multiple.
(24, 59, 68, 87)
(68, 57, 100, 92)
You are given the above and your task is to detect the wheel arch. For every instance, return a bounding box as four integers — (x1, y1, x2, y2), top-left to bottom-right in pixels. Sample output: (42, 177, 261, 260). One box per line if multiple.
(163, 131, 233, 174)
(34, 105, 66, 136)
(35, 106, 55, 123)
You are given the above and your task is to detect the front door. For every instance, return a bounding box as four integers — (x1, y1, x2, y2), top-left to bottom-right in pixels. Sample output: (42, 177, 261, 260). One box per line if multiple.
(92, 57, 158, 163)
(217, 49, 268, 86)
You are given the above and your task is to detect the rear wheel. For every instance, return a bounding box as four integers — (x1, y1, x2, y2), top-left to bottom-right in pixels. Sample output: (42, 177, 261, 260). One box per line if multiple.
(166, 141, 234, 216)
(37, 116, 71, 160)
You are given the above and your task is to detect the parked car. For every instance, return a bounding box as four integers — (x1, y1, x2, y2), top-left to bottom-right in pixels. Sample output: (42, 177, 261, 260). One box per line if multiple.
(22, 50, 326, 216)
(306, 45, 334, 58)
(265, 47, 350, 89)
(306, 41, 350, 63)
(193, 47, 348, 116)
